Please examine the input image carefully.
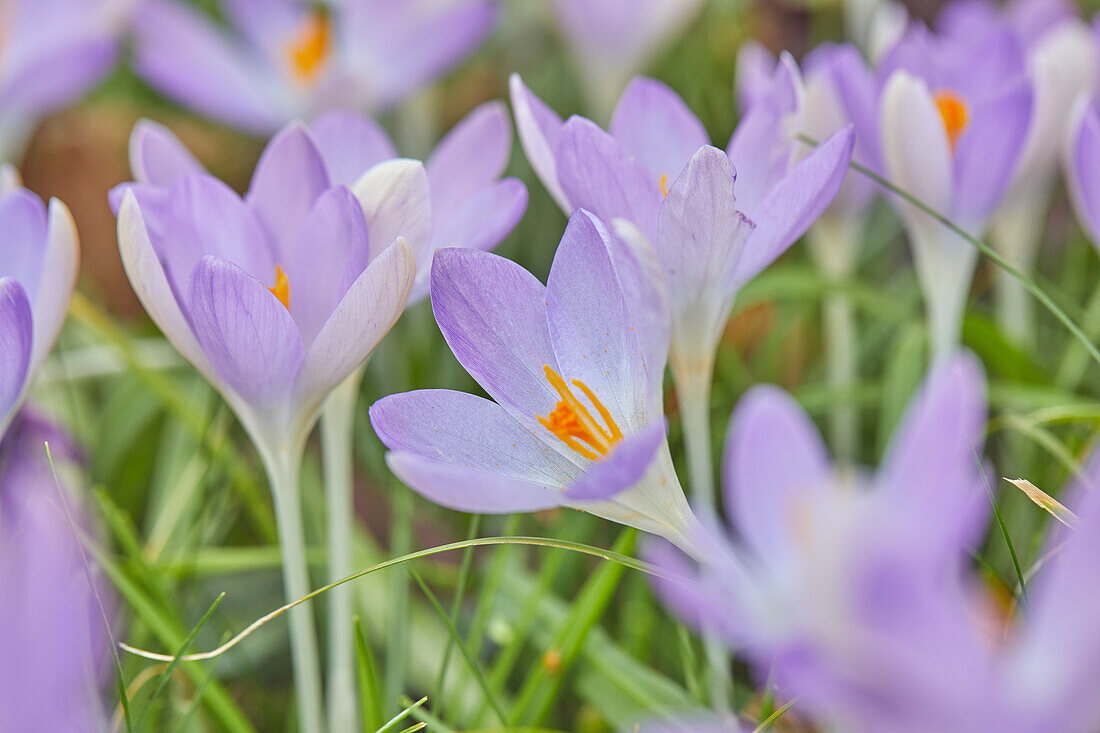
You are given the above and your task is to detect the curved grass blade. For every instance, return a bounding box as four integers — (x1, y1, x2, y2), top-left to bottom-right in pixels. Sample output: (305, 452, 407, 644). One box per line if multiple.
(377, 696, 427, 733)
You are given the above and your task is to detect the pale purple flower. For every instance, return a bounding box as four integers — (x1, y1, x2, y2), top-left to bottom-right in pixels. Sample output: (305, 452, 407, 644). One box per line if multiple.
(0, 0, 129, 160)
(0, 166, 80, 439)
(113, 122, 417, 466)
(1068, 101, 1100, 247)
(130, 0, 497, 135)
(369, 209, 703, 553)
(878, 25, 1033, 355)
(510, 70, 853, 391)
(550, 0, 704, 115)
(113, 103, 526, 302)
(0, 411, 110, 732)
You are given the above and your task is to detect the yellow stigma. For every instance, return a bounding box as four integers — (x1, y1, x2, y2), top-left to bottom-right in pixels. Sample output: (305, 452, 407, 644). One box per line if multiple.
(659, 173, 669, 197)
(269, 265, 290, 311)
(287, 11, 331, 83)
(537, 365, 623, 461)
(933, 89, 969, 151)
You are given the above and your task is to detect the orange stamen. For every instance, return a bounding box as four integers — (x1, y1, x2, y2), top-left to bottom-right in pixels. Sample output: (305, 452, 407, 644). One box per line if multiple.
(269, 265, 290, 311)
(537, 365, 623, 460)
(933, 89, 969, 151)
(659, 173, 669, 197)
(287, 11, 331, 83)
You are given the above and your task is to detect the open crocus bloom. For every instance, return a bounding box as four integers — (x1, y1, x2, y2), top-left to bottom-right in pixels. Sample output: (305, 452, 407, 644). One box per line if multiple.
(130, 0, 497, 135)
(878, 25, 1033, 356)
(114, 123, 417, 464)
(648, 354, 993, 730)
(0, 166, 80, 439)
(0, 0, 128, 160)
(115, 104, 526, 302)
(0, 412, 111, 732)
(370, 209, 703, 554)
(511, 69, 853, 387)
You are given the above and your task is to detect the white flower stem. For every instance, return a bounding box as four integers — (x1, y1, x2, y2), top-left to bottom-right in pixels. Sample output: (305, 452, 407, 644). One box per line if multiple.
(320, 368, 365, 733)
(676, 368, 715, 508)
(990, 195, 1045, 348)
(265, 445, 326, 733)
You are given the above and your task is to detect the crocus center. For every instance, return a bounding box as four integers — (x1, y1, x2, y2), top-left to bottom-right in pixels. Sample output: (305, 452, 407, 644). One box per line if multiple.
(933, 89, 968, 151)
(537, 365, 623, 461)
(659, 173, 669, 198)
(269, 265, 290, 311)
(287, 11, 331, 83)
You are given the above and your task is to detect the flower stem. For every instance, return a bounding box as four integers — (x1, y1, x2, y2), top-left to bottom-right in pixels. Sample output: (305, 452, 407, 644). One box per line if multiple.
(676, 370, 715, 508)
(265, 446, 326, 733)
(320, 368, 365, 733)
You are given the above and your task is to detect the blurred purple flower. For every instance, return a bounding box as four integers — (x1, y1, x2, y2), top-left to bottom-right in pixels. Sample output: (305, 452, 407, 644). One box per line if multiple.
(878, 25, 1033, 355)
(511, 70, 853, 393)
(0, 0, 129, 160)
(1068, 101, 1100, 247)
(113, 122, 416, 466)
(549, 0, 703, 116)
(130, 0, 497, 135)
(370, 209, 704, 552)
(0, 410, 110, 732)
(0, 166, 80, 439)
(113, 104, 527, 302)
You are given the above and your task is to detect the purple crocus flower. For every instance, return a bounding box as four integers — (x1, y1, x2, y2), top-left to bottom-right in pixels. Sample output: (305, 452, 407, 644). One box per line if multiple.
(1068, 101, 1100, 248)
(0, 411, 110, 732)
(549, 0, 704, 116)
(370, 209, 705, 554)
(0, 166, 80, 439)
(510, 69, 853, 425)
(0, 0, 128, 160)
(113, 121, 417, 468)
(878, 24, 1033, 356)
(115, 102, 527, 302)
(648, 353, 991, 731)
(130, 0, 497, 135)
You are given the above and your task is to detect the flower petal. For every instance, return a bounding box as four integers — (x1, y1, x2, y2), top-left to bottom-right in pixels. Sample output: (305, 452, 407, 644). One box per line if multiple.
(29, 200, 79, 374)
(426, 100, 513, 222)
(509, 73, 571, 213)
(0, 190, 47, 304)
(310, 110, 398, 187)
(722, 385, 831, 562)
(1068, 100, 1100, 246)
(128, 118, 205, 187)
(351, 158, 433, 267)
(609, 76, 710, 182)
(0, 279, 32, 436)
(564, 419, 666, 500)
(386, 452, 563, 513)
(188, 255, 304, 406)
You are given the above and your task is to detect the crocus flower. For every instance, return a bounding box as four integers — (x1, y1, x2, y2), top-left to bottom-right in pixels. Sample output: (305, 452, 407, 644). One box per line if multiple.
(1068, 100, 1100, 248)
(549, 0, 704, 117)
(878, 25, 1033, 356)
(0, 0, 128, 161)
(370, 209, 704, 554)
(648, 352, 992, 731)
(0, 411, 110, 732)
(511, 68, 853, 407)
(940, 0, 1097, 343)
(130, 0, 497, 135)
(114, 102, 527, 302)
(0, 165, 80, 439)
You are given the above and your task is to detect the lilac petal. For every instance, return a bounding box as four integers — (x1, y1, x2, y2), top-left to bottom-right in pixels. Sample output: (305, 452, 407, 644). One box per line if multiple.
(877, 352, 987, 552)
(806, 42, 882, 173)
(0, 279, 32, 434)
(426, 101, 513, 223)
(734, 126, 854, 286)
(245, 122, 331, 265)
(430, 247, 560, 423)
(284, 186, 371, 348)
(294, 238, 414, 413)
(131, 0, 288, 135)
(0, 190, 48, 303)
(736, 40, 778, 110)
(509, 73, 571, 213)
(221, 0, 302, 57)
(953, 78, 1032, 226)
(722, 385, 831, 561)
(555, 116, 662, 240)
(188, 256, 304, 406)
(0, 37, 117, 118)
(564, 419, 667, 500)
(29, 200, 79, 374)
(370, 388, 581, 490)
(1068, 102, 1100, 246)
(386, 452, 563, 513)
(128, 119, 205, 187)
(351, 159, 433, 265)
(609, 77, 710, 182)
(546, 210, 653, 432)
(310, 110, 398, 187)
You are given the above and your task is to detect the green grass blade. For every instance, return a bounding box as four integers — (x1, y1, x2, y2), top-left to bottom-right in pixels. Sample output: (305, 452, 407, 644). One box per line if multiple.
(376, 696, 428, 733)
(355, 615, 385, 732)
(434, 514, 481, 720)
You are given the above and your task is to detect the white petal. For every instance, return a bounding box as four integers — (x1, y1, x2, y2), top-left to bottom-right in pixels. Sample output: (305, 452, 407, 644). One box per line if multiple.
(351, 158, 432, 266)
